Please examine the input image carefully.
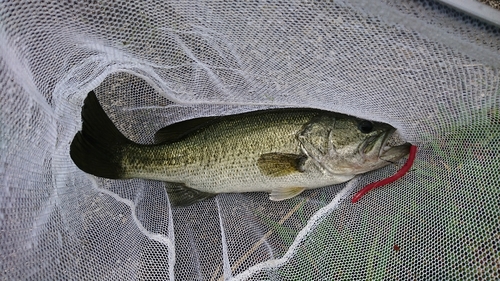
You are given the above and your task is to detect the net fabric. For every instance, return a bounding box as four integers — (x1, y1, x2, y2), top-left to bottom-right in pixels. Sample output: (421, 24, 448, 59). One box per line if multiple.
(1, 0, 499, 280)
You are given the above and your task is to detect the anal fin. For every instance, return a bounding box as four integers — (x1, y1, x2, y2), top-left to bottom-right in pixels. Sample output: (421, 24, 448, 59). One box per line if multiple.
(166, 183, 216, 206)
(269, 187, 306, 201)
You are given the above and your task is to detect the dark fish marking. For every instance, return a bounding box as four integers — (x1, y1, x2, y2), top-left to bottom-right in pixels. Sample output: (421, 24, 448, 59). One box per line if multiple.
(257, 153, 307, 177)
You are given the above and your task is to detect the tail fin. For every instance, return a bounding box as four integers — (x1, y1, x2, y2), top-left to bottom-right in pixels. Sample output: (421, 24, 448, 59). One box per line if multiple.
(70, 91, 133, 179)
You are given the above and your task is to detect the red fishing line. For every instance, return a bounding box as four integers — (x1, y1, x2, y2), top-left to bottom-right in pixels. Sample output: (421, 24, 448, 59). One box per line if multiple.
(351, 145, 417, 203)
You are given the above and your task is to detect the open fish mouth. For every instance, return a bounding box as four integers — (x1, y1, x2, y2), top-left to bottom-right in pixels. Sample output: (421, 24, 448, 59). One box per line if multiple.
(360, 129, 411, 163)
(379, 128, 396, 156)
(379, 129, 411, 162)
(359, 129, 392, 157)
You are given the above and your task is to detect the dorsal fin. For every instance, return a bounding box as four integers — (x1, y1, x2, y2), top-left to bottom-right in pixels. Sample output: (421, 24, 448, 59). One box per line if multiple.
(154, 116, 219, 144)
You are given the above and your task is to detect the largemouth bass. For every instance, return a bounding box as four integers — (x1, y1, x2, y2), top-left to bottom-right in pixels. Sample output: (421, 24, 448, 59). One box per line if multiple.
(70, 91, 410, 206)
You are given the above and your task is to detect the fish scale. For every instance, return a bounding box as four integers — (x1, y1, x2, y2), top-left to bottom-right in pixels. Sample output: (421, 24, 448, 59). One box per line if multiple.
(123, 111, 311, 189)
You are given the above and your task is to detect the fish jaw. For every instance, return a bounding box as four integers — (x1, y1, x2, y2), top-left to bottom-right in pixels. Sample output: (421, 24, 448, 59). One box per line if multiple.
(379, 142, 412, 163)
(376, 128, 412, 163)
(364, 128, 411, 165)
(355, 130, 411, 174)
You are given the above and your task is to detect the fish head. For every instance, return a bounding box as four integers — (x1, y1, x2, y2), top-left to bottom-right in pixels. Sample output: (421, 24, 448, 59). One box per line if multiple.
(298, 114, 411, 175)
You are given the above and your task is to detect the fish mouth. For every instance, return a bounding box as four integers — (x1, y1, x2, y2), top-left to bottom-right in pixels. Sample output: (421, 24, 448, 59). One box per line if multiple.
(360, 129, 411, 163)
(380, 142, 412, 163)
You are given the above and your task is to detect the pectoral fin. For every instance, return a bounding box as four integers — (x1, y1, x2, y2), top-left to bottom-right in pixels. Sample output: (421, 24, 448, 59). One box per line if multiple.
(257, 153, 307, 177)
(269, 187, 306, 201)
(166, 183, 216, 206)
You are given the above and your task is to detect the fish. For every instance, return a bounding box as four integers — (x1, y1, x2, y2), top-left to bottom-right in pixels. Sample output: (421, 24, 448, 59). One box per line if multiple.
(70, 91, 411, 206)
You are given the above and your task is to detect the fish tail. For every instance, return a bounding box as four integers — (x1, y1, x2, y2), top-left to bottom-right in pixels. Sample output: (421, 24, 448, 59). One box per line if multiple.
(70, 91, 132, 179)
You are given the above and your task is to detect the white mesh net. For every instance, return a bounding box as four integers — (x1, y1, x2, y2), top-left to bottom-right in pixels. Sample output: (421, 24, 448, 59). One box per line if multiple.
(1, 0, 499, 280)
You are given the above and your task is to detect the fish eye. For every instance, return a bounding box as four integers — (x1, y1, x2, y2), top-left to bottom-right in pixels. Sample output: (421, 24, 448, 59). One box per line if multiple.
(358, 120, 374, 134)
